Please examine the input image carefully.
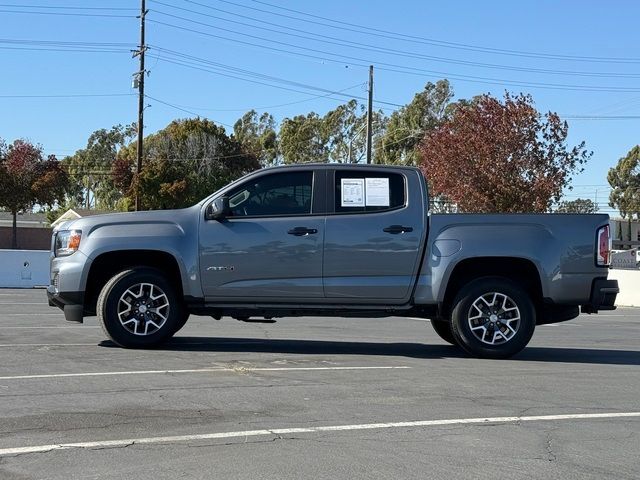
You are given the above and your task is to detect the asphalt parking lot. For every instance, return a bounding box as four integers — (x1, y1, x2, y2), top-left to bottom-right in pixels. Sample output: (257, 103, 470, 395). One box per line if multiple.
(0, 289, 638, 479)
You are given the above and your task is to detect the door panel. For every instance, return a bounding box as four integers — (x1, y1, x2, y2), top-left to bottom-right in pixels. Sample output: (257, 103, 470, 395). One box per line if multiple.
(323, 169, 426, 301)
(200, 217, 324, 298)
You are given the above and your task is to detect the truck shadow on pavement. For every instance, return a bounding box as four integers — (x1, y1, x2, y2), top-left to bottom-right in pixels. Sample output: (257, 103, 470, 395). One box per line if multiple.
(100, 337, 640, 365)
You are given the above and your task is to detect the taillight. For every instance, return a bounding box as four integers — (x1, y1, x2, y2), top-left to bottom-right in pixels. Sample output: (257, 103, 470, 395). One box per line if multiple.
(596, 224, 611, 266)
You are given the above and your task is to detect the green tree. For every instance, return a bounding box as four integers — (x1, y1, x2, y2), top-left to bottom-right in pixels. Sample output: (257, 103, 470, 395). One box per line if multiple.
(0, 139, 68, 248)
(279, 112, 329, 164)
(62, 124, 135, 210)
(233, 110, 278, 166)
(117, 118, 260, 209)
(419, 93, 591, 213)
(555, 198, 598, 213)
(278, 101, 386, 164)
(608, 146, 640, 219)
(323, 99, 386, 163)
(375, 80, 453, 165)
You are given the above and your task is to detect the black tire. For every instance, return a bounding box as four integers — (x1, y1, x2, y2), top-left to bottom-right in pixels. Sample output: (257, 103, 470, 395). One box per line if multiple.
(97, 268, 184, 348)
(172, 311, 190, 335)
(430, 320, 457, 345)
(450, 277, 536, 359)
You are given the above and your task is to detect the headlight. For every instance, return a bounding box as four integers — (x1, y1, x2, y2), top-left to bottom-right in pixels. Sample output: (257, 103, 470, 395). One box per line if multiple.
(55, 230, 82, 257)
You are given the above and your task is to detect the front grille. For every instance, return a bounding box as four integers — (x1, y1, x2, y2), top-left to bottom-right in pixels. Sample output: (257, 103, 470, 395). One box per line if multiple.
(52, 273, 59, 291)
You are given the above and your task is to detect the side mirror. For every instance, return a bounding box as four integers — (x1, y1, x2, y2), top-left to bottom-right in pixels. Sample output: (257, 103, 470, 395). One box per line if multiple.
(206, 196, 230, 221)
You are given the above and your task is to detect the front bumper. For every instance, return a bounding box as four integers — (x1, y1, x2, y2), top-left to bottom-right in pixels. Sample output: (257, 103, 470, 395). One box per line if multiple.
(48, 250, 89, 322)
(47, 286, 84, 322)
(581, 278, 619, 313)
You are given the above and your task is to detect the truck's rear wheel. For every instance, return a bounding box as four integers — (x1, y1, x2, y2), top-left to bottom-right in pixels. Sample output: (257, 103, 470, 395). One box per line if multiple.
(97, 268, 183, 348)
(450, 277, 535, 359)
(430, 320, 457, 345)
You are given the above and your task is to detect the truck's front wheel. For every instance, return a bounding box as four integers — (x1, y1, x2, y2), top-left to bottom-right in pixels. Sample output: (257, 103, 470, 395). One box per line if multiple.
(450, 277, 536, 359)
(97, 268, 183, 348)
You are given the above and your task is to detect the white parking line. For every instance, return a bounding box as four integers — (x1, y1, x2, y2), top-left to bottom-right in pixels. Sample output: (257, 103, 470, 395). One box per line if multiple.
(0, 342, 205, 348)
(0, 411, 637, 457)
(540, 323, 582, 327)
(0, 365, 411, 381)
(0, 303, 48, 305)
(0, 326, 98, 329)
(0, 343, 97, 348)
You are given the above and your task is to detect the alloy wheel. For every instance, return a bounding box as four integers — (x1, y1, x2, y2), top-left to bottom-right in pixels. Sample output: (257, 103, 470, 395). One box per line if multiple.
(467, 292, 521, 345)
(117, 283, 170, 336)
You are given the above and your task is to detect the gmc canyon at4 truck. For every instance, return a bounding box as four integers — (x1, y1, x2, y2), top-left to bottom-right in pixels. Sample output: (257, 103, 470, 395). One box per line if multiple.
(48, 164, 618, 358)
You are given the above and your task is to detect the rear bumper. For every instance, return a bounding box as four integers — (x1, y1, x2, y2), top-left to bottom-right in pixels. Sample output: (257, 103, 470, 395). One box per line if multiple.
(47, 286, 84, 322)
(581, 278, 619, 313)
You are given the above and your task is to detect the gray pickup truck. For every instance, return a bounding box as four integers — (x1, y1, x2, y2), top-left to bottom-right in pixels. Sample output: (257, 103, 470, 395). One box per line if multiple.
(47, 164, 618, 358)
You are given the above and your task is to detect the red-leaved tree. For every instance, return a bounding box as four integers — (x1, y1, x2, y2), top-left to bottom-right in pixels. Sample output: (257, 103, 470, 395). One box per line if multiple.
(419, 93, 591, 213)
(0, 139, 69, 248)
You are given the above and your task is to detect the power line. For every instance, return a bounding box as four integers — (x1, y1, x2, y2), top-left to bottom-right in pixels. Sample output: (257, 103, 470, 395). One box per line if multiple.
(145, 94, 235, 128)
(242, 0, 640, 65)
(151, 54, 348, 100)
(0, 38, 136, 47)
(0, 9, 135, 18)
(148, 19, 640, 93)
(153, 46, 364, 98)
(0, 38, 134, 53)
(0, 46, 131, 53)
(151, 1, 640, 79)
(145, 82, 366, 112)
(0, 93, 135, 98)
(149, 47, 402, 107)
(151, 54, 394, 112)
(0, 3, 137, 10)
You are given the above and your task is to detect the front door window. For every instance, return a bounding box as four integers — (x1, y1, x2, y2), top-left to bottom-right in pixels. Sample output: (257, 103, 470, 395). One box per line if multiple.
(227, 171, 313, 217)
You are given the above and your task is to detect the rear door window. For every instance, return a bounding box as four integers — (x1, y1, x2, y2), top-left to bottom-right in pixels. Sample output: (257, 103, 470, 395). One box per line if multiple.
(333, 170, 405, 213)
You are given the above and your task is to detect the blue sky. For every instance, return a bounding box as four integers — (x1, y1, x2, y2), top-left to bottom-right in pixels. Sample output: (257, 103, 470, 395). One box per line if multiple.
(2, 1, 640, 213)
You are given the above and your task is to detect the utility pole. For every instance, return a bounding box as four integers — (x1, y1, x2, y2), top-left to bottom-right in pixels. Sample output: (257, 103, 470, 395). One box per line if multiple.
(366, 65, 374, 164)
(133, 0, 147, 211)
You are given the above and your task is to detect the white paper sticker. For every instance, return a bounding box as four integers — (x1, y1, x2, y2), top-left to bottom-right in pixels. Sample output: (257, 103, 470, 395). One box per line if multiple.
(341, 178, 365, 207)
(365, 178, 390, 206)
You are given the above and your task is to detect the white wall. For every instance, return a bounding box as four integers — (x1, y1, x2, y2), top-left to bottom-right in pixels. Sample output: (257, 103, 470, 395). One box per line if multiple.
(0, 250, 49, 288)
(608, 269, 640, 308)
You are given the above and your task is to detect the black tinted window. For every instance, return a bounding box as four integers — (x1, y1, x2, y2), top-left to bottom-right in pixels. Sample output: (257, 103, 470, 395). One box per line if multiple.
(227, 171, 313, 217)
(334, 170, 405, 213)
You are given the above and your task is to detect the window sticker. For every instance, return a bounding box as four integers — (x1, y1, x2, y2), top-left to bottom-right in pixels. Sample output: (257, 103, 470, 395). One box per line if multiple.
(341, 178, 365, 207)
(365, 177, 390, 206)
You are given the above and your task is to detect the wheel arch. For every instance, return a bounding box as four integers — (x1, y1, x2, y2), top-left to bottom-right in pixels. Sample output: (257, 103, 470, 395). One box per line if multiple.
(84, 249, 184, 316)
(440, 257, 544, 320)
